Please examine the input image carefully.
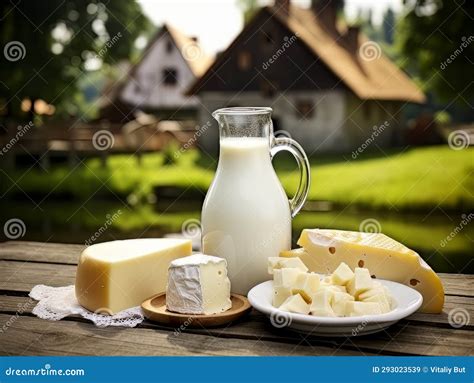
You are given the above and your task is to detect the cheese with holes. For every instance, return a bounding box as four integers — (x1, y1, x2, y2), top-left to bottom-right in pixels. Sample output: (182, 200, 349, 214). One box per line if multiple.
(281, 229, 444, 313)
(166, 254, 232, 315)
(75, 238, 192, 314)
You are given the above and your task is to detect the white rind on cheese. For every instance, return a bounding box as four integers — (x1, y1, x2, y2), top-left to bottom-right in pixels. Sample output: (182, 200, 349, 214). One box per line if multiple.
(166, 254, 232, 315)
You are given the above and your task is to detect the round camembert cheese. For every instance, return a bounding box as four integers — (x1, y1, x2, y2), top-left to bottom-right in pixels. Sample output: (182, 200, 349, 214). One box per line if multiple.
(166, 254, 232, 315)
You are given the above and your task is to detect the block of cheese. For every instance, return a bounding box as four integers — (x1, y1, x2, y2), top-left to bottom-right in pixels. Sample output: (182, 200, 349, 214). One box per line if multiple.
(75, 238, 192, 314)
(273, 286, 292, 307)
(292, 272, 320, 303)
(331, 262, 354, 285)
(346, 267, 374, 298)
(279, 294, 310, 314)
(345, 301, 383, 316)
(310, 289, 336, 317)
(273, 268, 305, 288)
(331, 291, 354, 316)
(267, 257, 308, 274)
(166, 254, 232, 315)
(282, 229, 444, 313)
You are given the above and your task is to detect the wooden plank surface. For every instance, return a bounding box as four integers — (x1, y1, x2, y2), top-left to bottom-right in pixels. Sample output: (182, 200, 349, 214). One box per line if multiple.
(0, 241, 473, 356)
(0, 314, 363, 356)
(0, 241, 83, 265)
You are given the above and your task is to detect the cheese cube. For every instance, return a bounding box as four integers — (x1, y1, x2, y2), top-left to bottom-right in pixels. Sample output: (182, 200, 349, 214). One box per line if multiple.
(345, 301, 382, 316)
(331, 262, 354, 285)
(362, 293, 391, 313)
(273, 286, 292, 307)
(75, 238, 192, 314)
(166, 254, 232, 315)
(273, 268, 305, 288)
(268, 257, 308, 275)
(291, 272, 320, 302)
(358, 286, 386, 301)
(346, 267, 373, 298)
(293, 229, 444, 313)
(279, 294, 310, 314)
(331, 291, 354, 316)
(310, 289, 336, 317)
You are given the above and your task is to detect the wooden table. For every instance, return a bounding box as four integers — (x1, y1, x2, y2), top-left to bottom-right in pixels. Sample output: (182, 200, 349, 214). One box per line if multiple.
(1, 241, 473, 356)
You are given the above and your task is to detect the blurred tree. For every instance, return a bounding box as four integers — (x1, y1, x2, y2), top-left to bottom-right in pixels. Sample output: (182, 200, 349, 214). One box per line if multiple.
(397, 0, 474, 102)
(237, 0, 259, 24)
(382, 8, 395, 45)
(0, 1, 151, 121)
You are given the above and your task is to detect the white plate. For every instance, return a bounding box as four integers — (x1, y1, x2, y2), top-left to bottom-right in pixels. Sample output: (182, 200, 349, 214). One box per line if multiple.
(248, 280, 423, 337)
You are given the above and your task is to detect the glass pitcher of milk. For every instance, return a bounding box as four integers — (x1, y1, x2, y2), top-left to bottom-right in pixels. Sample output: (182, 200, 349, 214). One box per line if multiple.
(201, 107, 310, 295)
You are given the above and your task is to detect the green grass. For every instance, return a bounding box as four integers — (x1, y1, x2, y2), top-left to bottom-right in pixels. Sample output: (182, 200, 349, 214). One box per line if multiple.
(3, 145, 473, 211)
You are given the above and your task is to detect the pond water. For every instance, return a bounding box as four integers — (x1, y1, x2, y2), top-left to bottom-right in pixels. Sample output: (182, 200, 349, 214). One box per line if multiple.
(2, 198, 472, 274)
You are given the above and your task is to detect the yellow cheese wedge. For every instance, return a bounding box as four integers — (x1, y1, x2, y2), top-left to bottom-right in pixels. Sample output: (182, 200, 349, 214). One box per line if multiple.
(281, 229, 444, 313)
(75, 238, 192, 314)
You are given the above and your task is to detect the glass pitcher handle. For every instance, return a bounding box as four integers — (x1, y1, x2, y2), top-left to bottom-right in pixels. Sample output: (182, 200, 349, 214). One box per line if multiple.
(270, 136, 311, 218)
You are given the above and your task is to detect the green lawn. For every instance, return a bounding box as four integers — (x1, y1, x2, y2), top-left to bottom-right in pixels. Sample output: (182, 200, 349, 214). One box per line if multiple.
(3, 145, 473, 211)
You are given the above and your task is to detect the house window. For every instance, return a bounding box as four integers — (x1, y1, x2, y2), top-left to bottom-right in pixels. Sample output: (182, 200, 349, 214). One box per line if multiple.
(295, 100, 315, 119)
(238, 51, 252, 71)
(165, 40, 173, 53)
(162, 68, 177, 85)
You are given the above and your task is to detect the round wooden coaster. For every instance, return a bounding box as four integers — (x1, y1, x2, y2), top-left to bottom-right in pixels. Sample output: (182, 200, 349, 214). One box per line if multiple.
(141, 293, 251, 328)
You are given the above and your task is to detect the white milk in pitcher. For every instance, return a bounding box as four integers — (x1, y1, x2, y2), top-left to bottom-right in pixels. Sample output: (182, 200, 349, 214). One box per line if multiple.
(201, 137, 292, 294)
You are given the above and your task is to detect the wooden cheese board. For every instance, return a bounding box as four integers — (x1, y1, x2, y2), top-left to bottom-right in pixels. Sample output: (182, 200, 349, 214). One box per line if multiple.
(141, 293, 251, 328)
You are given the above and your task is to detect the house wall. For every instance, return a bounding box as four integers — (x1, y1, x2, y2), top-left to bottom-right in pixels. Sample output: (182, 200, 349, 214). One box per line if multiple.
(197, 90, 346, 155)
(121, 32, 200, 110)
(343, 94, 404, 150)
(197, 91, 404, 155)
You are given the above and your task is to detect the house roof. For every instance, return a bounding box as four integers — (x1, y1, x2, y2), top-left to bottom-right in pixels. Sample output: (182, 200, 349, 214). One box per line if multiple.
(98, 24, 214, 118)
(165, 24, 214, 77)
(189, 5, 426, 103)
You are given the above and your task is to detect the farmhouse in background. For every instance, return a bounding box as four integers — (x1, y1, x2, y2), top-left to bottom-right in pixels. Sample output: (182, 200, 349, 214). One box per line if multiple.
(100, 24, 213, 122)
(188, 0, 426, 153)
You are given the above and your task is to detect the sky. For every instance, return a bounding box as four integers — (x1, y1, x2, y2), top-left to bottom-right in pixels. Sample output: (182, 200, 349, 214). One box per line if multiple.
(137, 0, 403, 54)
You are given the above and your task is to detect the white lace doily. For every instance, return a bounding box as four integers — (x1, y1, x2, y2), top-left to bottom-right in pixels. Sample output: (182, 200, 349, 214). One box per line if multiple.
(29, 285, 144, 327)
